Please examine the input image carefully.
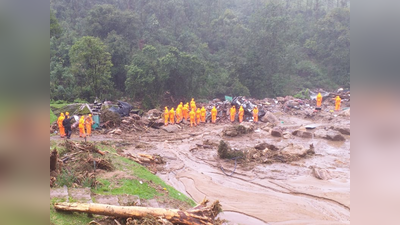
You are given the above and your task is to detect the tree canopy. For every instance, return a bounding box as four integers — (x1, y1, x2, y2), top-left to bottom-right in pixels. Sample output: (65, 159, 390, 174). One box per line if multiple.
(50, 0, 350, 105)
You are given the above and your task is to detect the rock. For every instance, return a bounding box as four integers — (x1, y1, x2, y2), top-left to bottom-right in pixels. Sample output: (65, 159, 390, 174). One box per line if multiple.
(315, 129, 345, 141)
(271, 127, 283, 137)
(339, 108, 350, 117)
(282, 132, 292, 139)
(148, 118, 164, 128)
(260, 111, 279, 124)
(332, 126, 350, 135)
(326, 130, 346, 141)
(132, 114, 141, 120)
(263, 143, 315, 164)
(146, 109, 162, 118)
(292, 130, 313, 138)
(109, 128, 122, 135)
(255, 143, 269, 150)
(255, 142, 280, 151)
(161, 125, 180, 133)
(222, 123, 254, 137)
(312, 167, 331, 180)
(276, 97, 285, 103)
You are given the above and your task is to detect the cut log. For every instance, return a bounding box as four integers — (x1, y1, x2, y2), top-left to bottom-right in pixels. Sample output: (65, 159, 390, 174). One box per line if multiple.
(54, 198, 221, 225)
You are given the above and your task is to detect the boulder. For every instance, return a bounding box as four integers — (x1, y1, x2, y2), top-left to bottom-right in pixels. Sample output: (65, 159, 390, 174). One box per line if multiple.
(222, 123, 254, 137)
(326, 130, 346, 141)
(339, 108, 350, 117)
(292, 130, 313, 138)
(146, 109, 162, 118)
(132, 114, 141, 120)
(260, 111, 279, 124)
(263, 143, 315, 164)
(332, 126, 350, 135)
(312, 167, 331, 180)
(148, 118, 164, 128)
(161, 125, 180, 133)
(315, 129, 345, 141)
(271, 127, 283, 137)
(108, 128, 122, 135)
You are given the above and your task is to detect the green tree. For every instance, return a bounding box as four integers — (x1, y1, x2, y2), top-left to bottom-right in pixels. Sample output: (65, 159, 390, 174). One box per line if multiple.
(69, 36, 113, 101)
(50, 10, 62, 38)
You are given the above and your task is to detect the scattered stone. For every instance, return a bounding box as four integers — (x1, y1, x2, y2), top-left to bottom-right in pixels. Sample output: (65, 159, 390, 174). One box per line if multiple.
(161, 125, 180, 133)
(109, 128, 122, 135)
(147, 109, 162, 118)
(68, 187, 92, 203)
(326, 130, 346, 141)
(271, 127, 283, 137)
(332, 126, 350, 135)
(132, 114, 141, 120)
(263, 143, 315, 164)
(292, 130, 313, 138)
(254, 143, 269, 150)
(260, 111, 279, 124)
(312, 167, 331, 180)
(282, 131, 292, 139)
(222, 123, 254, 137)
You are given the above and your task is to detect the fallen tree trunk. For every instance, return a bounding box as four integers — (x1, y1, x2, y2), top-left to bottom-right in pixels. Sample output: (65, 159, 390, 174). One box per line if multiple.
(54, 198, 221, 225)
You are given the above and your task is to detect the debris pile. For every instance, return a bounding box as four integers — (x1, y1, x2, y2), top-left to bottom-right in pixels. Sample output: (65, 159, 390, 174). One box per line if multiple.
(218, 140, 245, 159)
(50, 140, 113, 188)
(122, 152, 165, 174)
(262, 143, 315, 164)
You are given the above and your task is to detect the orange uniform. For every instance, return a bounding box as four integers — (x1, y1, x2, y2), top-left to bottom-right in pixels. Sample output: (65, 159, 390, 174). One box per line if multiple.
(183, 105, 188, 121)
(230, 106, 236, 122)
(238, 106, 244, 123)
(79, 116, 86, 137)
(316, 93, 322, 107)
(189, 109, 196, 127)
(201, 107, 206, 123)
(211, 106, 217, 123)
(253, 106, 259, 122)
(57, 113, 65, 137)
(164, 107, 169, 126)
(190, 98, 196, 112)
(176, 106, 182, 124)
(169, 108, 175, 124)
(196, 108, 201, 124)
(85, 114, 93, 136)
(335, 96, 341, 111)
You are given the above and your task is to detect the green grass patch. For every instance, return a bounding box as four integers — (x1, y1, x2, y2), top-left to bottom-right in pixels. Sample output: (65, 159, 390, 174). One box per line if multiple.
(50, 204, 94, 225)
(50, 109, 58, 125)
(95, 143, 196, 206)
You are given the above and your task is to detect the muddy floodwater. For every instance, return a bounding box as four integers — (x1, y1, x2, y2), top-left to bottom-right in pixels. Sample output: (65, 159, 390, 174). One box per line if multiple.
(120, 114, 350, 225)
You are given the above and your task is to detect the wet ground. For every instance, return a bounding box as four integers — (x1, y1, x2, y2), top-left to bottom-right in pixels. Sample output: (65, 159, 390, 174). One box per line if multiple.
(51, 112, 350, 224)
(118, 113, 350, 225)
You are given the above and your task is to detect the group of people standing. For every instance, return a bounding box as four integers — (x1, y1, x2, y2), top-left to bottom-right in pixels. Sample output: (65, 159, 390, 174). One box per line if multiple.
(316, 92, 342, 111)
(164, 98, 260, 127)
(57, 112, 94, 139)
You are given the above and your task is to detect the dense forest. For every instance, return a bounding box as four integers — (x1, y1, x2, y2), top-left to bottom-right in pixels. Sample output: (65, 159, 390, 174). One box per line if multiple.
(50, 0, 350, 108)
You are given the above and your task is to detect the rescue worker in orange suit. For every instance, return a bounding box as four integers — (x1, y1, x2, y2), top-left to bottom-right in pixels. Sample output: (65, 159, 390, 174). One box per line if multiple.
(85, 114, 94, 136)
(164, 107, 169, 126)
(183, 104, 188, 121)
(316, 92, 322, 107)
(335, 96, 341, 111)
(169, 108, 175, 124)
(211, 106, 217, 123)
(189, 108, 196, 127)
(253, 106, 259, 122)
(176, 105, 182, 124)
(201, 107, 206, 123)
(57, 113, 65, 137)
(196, 108, 201, 124)
(190, 98, 196, 112)
(238, 106, 244, 123)
(230, 106, 236, 122)
(79, 116, 86, 137)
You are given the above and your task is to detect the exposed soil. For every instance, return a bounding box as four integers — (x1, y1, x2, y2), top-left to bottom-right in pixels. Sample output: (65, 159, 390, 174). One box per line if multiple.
(51, 96, 350, 225)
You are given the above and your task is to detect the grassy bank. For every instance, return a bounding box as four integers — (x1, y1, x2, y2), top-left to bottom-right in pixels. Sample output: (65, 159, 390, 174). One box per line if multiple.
(50, 140, 195, 224)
